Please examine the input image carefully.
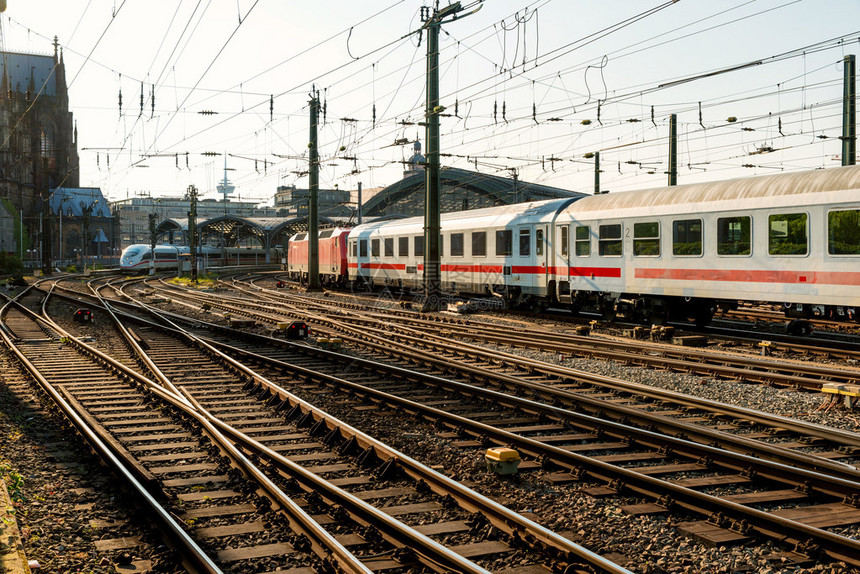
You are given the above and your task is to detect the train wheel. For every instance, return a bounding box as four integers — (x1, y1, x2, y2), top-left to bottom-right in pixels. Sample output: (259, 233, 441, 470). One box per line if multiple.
(599, 300, 617, 322)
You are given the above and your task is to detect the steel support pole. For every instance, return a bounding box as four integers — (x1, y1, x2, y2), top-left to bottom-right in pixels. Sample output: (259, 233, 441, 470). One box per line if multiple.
(668, 113, 678, 186)
(843, 54, 856, 166)
(188, 185, 198, 282)
(308, 94, 321, 291)
(423, 17, 442, 311)
(357, 181, 362, 225)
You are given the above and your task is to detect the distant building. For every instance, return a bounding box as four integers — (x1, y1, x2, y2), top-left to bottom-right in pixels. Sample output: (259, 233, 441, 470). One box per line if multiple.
(362, 167, 584, 219)
(111, 196, 279, 248)
(48, 187, 112, 265)
(0, 38, 80, 259)
(274, 185, 352, 221)
(403, 140, 425, 178)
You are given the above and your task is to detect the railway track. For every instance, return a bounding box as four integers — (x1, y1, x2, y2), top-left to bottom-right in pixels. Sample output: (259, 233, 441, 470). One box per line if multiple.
(234, 275, 860, 385)
(26, 279, 629, 573)
(130, 277, 860, 466)
(269, 273, 860, 359)
(46, 276, 860, 568)
(716, 305, 860, 336)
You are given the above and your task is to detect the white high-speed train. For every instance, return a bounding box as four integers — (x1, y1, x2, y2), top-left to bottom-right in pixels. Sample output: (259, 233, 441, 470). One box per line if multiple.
(344, 165, 860, 325)
(120, 244, 278, 272)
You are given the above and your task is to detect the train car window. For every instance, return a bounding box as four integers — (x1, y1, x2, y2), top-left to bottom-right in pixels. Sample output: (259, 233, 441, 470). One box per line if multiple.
(141, 252, 152, 261)
(717, 216, 751, 255)
(319, 230, 333, 239)
(450, 233, 464, 256)
(351, 241, 357, 257)
(575, 226, 590, 257)
(371, 239, 380, 257)
(414, 235, 425, 257)
(598, 224, 622, 256)
(519, 229, 531, 257)
(561, 227, 569, 257)
(359, 239, 368, 258)
(295, 233, 307, 241)
(828, 209, 860, 255)
(633, 222, 660, 256)
(384, 238, 394, 257)
(672, 219, 702, 256)
(155, 251, 174, 260)
(496, 230, 512, 256)
(769, 213, 808, 255)
(536, 229, 544, 256)
(399, 237, 409, 257)
(472, 231, 487, 257)
(125, 248, 141, 258)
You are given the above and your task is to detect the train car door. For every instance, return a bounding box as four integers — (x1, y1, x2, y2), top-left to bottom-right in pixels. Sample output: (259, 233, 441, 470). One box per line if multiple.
(536, 225, 547, 283)
(514, 226, 536, 292)
(557, 224, 572, 302)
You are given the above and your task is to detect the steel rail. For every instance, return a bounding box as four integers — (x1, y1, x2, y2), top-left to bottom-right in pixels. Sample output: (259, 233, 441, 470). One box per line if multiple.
(182, 390, 497, 574)
(30, 284, 377, 574)
(151, 295, 860, 566)
(35, 282, 860, 564)
(0, 291, 224, 574)
(87, 278, 860, 478)
(351, 311, 860, 388)
(103, 287, 499, 574)
(55, 279, 860, 466)
(168, 280, 860, 474)
(111, 287, 632, 574)
(218, 277, 859, 391)
(98, 280, 860, 566)
(38, 284, 381, 574)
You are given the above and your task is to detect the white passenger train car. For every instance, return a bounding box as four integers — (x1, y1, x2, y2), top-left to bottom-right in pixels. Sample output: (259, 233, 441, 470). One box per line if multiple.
(553, 165, 860, 323)
(347, 198, 578, 299)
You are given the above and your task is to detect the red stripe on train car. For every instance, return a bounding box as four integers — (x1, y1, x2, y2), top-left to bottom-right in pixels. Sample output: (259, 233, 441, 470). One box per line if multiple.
(549, 266, 622, 278)
(442, 264, 504, 273)
(635, 268, 860, 286)
(362, 263, 407, 270)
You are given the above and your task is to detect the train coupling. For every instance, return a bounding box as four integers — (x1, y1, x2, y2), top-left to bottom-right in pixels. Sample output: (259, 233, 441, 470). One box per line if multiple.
(485, 447, 521, 475)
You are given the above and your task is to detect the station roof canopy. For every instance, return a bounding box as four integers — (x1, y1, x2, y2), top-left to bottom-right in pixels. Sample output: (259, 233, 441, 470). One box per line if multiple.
(362, 167, 584, 218)
(155, 218, 187, 234)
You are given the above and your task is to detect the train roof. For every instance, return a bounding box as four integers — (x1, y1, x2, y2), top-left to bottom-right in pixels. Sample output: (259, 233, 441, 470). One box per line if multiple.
(350, 198, 579, 236)
(288, 227, 351, 241)
(564, 165, 860, 218)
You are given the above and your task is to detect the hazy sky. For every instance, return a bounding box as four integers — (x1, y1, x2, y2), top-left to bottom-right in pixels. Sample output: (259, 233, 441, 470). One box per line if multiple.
(2, 0, 858, 203)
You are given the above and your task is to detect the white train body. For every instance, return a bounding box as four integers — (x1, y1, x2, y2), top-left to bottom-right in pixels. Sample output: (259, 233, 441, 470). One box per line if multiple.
(348, 198, 577, 296)
(120, 244, 277, 273)
(345, 165, 860, 323)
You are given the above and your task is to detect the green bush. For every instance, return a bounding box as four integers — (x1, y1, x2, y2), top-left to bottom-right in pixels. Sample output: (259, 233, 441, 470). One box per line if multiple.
(0, 251, 23, 275)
